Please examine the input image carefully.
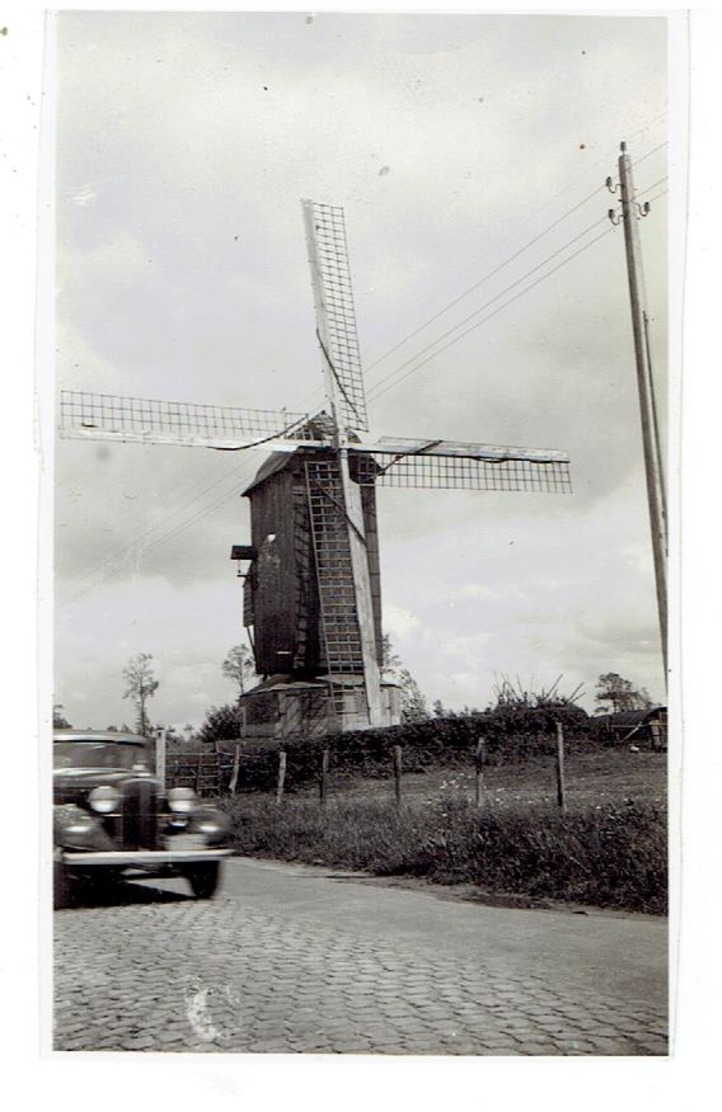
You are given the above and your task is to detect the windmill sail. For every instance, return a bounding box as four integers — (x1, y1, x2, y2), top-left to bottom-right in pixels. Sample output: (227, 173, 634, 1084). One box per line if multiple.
(302, 199, 382, 723)
(302, 200, 369, 434)
(350, 437, 572, 493)
(59, 391, 327, 452)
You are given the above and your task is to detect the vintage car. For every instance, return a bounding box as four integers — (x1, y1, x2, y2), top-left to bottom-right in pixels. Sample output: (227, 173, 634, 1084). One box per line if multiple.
(53, 729, 232, 907)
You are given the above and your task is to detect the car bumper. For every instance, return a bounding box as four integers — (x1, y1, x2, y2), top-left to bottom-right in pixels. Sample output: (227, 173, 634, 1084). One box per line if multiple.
(60, 848, 233, 866)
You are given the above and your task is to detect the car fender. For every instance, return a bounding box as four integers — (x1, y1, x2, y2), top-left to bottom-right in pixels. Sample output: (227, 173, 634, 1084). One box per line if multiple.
(54, 803, 115, 852)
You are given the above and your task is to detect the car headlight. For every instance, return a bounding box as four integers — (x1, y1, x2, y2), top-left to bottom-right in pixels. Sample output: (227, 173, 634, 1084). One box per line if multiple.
(196, 818, 223, 835)
(167, 786, 197, 814)
(88, 785, 121, 814)
(190, 808, 230, 841)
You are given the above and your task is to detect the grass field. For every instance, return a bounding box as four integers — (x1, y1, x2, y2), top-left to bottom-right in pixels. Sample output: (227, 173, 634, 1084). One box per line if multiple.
(223, 747, 667, 914)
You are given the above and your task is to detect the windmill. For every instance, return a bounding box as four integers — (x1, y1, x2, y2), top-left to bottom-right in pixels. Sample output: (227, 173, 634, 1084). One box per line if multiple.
(60, 200, 571, 738)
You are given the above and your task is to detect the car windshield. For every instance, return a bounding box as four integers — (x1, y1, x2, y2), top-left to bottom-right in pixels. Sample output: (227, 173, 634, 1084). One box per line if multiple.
(54, 740, 149, 771)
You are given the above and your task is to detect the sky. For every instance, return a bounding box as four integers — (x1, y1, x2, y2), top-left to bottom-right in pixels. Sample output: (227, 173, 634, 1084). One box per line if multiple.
(50, 10, 676, 732)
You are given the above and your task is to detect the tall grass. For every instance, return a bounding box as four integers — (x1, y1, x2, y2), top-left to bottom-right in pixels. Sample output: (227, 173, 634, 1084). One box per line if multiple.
(222, 793, 666, 915)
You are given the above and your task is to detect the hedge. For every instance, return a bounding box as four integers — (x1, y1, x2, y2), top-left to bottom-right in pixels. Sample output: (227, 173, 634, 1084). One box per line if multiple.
(194, 704, 598, 795)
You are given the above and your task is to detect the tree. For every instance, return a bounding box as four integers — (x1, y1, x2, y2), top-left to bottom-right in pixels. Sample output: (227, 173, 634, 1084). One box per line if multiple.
(122, 653, 159, 737)
(198, 704, 242, 746)
(380, 634, 402, 680)
(380, 635, 429, 723)
(222, 644, 256, 698)
(492, 675, 584, 710)
(397, 669, 429, 723)
(594, 672, 653, 714)
(53, 703, 70, 728)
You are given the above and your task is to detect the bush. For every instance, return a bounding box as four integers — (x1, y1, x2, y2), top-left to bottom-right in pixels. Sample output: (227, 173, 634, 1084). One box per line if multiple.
(424, 798, 666, 913)
(222, 793, 666, 915)
(213, 704, 594, 796)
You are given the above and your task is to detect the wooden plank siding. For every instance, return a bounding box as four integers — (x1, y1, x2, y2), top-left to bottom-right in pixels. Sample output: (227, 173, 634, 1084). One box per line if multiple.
(244, 449, 383, 679)
(247, 464, 302, 676)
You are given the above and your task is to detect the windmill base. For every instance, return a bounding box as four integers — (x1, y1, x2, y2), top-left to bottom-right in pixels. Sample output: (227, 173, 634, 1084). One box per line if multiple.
(237, 675, 402, 741)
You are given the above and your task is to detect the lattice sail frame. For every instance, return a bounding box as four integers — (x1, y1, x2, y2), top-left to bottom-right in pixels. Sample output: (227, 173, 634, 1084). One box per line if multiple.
(351, 441, 571, 494)
(304, 457, 366, 675)
(59, 391, 324, 451)
(302, 199, 369, 433)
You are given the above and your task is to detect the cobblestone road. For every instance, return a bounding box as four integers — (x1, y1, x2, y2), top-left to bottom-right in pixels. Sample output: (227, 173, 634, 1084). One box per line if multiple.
(54, 859, 667, 1056)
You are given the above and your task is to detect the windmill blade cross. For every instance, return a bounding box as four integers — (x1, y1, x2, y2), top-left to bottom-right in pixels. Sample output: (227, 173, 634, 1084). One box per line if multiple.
(59, 391, 331, 452)
(350, 436, 571, 493)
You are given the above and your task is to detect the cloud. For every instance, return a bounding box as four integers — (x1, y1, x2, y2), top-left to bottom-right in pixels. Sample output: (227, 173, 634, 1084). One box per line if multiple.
(450, 584, 498, 601)
(383, 601, 421, 643)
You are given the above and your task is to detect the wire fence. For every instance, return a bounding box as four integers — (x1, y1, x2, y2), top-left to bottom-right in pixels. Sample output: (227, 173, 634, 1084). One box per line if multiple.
(164, 715, 665, 806)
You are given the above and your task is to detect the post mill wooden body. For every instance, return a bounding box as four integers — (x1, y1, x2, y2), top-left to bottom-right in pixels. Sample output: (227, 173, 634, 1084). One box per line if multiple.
(60, 200, 572, 738)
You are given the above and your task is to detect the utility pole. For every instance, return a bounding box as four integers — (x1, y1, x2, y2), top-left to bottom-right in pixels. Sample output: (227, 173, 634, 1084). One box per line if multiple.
(608, 141, 668, 682)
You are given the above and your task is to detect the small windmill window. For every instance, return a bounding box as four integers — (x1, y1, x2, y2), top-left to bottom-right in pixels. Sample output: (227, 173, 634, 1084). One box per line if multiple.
(230, 544, 257, 578)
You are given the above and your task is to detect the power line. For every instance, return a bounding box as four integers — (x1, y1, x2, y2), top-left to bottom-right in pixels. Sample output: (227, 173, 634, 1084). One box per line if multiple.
(639, 176, 668, 196)
(60, 404, 324, 600)
(368, 223, 616, 405)
(362, 184, 604, 379)
(361, 132, 667, 379)
(124, 480, 248, 566)
(636, 141, 668, 166)
(366, 216, 609, 404)
(60, 452, 262, 604)
(61, 453, 257, 598)
(369, 185, 668, 409)
(364, 164, 668, 406)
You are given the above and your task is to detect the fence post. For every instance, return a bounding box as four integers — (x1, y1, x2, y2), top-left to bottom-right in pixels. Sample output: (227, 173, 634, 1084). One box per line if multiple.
(555, 720, 566, 812)
(475, 737, 485, 806)
(229, 743, 241, 795)
(392, 745, 403, 806)
(155, 728, 167, 789)
(319, 746, 330, 805)
(276, 749, 287, 805)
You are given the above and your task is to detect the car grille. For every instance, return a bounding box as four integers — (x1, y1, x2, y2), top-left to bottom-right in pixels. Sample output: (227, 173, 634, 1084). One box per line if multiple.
(119, 777, 158, 849)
